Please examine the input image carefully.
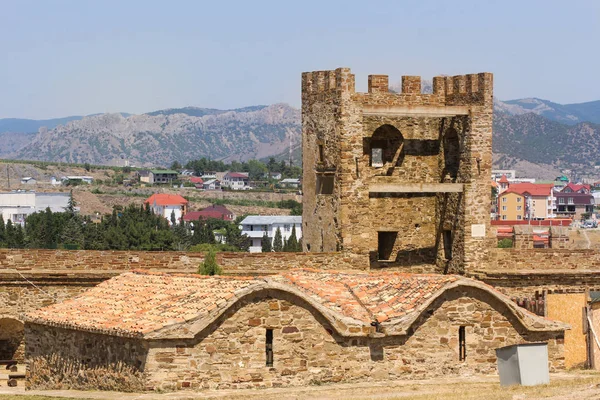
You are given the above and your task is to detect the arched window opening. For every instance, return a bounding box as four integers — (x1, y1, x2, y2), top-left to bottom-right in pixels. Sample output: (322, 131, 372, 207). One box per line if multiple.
(444, 129, 460, 180)
(366, 125, 404, 169)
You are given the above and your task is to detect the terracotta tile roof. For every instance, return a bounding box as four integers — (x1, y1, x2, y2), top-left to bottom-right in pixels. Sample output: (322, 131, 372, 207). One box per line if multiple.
(189, 177, 204, 184)
(182, 205, 234, 222)
(504, 183, 553, 197)
(144, 194, 188, 206)
(498, 174, 509, 184)
(562, 183, 591, 193)
(24, 269, 568, 339)
(225, 172, 249, 179)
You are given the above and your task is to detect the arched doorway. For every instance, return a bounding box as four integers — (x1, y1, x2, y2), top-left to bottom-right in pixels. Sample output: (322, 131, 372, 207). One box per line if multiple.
(0, 318, 24, 361)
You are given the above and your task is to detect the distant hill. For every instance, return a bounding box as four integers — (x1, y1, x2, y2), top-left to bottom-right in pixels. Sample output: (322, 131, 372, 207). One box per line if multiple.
(14, 104, 300, 167)
(0, 116, 85, 134)
(495, 98, 600, 125)
(3, 95, 600, 179)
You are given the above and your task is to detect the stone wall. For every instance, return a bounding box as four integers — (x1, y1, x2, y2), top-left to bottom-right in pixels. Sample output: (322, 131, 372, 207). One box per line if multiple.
(25, 323, 147, 392)
(485, 248, 600, 271)
(143, 287, 563, 391)
(0, 249, 368, 274)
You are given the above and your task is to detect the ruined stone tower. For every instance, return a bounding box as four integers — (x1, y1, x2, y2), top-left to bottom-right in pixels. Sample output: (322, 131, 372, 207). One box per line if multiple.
(301, 68, 493, 274)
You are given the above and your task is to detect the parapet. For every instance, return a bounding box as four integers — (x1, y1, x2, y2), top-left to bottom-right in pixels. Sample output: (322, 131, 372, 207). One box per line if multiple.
(302, 67, 492, 106)
(302, 68, 355, 94)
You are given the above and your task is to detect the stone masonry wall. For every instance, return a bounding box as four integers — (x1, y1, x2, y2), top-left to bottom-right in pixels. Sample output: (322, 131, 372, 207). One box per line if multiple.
(486, 248, 600, 271)
(25, 323, 147, 392)
(301, 68, 494, 274)
(144, 288, 563, 391)
(0, 249, 368, 274)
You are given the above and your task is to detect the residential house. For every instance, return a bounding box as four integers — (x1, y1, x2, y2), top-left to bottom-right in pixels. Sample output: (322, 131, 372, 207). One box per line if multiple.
(269, 172, 282, 180)
(189, 177, 204, 189)
(0, 191, 72, 226)
(179, 169, 194, 176)
(555, 192, 594, 219)
(137, 170, 151, 184)
(561, 183, 591, 194)
(148, 170, 179, 185)
(20, 177, 37, 185)
(182, 205, 235, 223)
(239, 215, 302, 252)
(202, 179, 221, 191)
(201, 172, 217, 180)
(144, 194, 188, 225)
(497, 190, 526, 221)
(279, 178, 301, 189)
(498, 182, 555, 220)
(222, 172, 249, 190)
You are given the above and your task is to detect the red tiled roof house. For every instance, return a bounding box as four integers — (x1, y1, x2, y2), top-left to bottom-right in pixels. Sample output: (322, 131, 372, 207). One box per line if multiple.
(24, 269, 567, 392)
(144, 194, 188, 225)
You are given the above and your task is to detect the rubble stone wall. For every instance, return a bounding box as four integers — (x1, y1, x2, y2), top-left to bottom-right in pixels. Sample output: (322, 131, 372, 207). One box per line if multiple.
(144, 288, 563, 391)
(25, 323, 147, 392)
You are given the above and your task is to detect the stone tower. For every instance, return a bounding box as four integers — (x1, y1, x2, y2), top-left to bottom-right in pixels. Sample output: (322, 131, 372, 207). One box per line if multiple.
(301, 68, 493, 274)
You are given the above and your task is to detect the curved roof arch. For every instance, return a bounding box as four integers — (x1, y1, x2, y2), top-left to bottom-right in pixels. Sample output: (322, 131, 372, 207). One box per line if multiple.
(24, 269, 568, 340)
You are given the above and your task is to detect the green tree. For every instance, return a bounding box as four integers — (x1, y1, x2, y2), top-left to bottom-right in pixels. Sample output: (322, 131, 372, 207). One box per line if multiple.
(0, 215, 5, 245)
(13, 224, 25, 248)
(170, 209, 177, 226)
(66, 189, 77, 215)
(273, 227, 283, 252)
(286, 224, 299, 252)
(170, 161, 182, 171)
(5, 220, 15, 248)
(84, 162, 91, 172)
(261, 232, 272, 252)
(61, 217, 84, 249)
(198, 248, 222, 275)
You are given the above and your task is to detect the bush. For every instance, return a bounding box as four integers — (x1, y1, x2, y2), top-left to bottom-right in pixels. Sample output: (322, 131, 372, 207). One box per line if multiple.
(497, 239, 513, 248)
(198, 248, 223, 275)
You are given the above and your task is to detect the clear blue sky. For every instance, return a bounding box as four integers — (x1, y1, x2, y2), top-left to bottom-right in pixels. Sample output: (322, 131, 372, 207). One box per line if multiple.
(1, 0, 598, 119)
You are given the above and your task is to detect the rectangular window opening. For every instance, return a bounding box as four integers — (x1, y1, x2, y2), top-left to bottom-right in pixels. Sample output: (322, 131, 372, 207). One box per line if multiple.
(265, 329, 274, 367)
(318, 144, 325, 163)
(316, 174, 334, 195)
(443, 230, 452, 260)
(459, 326, 466, 361)
(371, 147, 384, 167)
(378, 231, 397, 261)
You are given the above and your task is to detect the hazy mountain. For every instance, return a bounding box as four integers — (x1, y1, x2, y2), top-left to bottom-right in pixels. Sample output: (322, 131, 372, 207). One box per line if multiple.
(494, 98, 600, 125)
(14, 104, 299, 166)
(3, 94, 600, 179)
(0, 116, 85, 134)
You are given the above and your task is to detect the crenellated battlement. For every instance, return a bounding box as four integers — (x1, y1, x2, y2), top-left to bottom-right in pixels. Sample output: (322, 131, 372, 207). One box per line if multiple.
(302, 68, 355, 94)
(302, 68, 492, 106)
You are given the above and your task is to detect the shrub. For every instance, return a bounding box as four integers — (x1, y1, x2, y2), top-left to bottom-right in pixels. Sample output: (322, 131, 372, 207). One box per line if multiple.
(198, 248, 222, 275)
(497, 239, 513, 248)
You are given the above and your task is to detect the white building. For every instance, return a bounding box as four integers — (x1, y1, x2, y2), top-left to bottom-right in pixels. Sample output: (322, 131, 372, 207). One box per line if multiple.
(62, 176, 94, 185)
(239, 215, 302, 253)
(222, 172, 249, 190)
(20, 177, 37, 185)
(279, 178, 301, 188)
(0, 191, 72, 226)
(144, 194, 189, 225)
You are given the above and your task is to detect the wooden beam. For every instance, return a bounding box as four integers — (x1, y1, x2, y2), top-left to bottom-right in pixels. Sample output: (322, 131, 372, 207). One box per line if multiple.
(369, 183, 464, 193)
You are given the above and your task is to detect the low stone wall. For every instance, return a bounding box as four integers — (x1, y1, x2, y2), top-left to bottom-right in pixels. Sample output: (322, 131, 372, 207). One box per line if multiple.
(0, 249, 368, 274)
(25, 323, 147, 392)
(486, 248, 600, 271)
